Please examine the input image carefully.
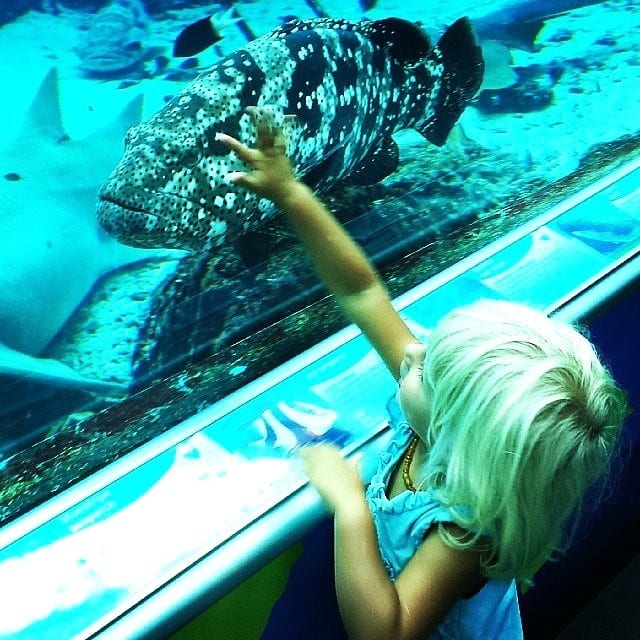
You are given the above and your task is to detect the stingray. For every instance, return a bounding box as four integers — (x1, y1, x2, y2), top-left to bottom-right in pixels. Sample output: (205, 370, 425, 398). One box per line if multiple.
(0, 67, 183, 390)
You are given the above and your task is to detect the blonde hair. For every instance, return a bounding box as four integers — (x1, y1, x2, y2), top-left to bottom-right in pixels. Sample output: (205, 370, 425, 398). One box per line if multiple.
(417, 299, 628, 585)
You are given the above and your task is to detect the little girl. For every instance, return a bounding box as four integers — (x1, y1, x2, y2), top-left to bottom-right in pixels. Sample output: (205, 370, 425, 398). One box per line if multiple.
(217, 110, 628, 640)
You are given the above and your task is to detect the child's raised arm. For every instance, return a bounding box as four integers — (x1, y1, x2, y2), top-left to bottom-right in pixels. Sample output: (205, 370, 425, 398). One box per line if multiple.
(217, 108, 416, 380)
(218, 109, 489, 639)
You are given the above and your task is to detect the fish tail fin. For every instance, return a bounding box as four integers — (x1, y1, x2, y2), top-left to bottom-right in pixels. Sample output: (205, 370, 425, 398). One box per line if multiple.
(418, 17, 484, 146)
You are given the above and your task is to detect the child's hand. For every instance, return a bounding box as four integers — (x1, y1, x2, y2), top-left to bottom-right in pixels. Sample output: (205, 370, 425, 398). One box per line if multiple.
(216, 107, 300, 206)
(300, 443, 365, 515)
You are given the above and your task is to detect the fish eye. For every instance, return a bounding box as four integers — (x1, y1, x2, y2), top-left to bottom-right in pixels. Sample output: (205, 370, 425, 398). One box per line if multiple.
(182, 147, 200, 166)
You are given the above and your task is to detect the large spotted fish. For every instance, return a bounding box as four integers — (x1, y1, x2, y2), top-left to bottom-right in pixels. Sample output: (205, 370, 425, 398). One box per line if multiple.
(97, 17, 484, 251)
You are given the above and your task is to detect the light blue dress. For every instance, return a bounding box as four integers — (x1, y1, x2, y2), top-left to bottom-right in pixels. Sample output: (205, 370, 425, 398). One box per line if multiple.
(365, 422, 524, 640)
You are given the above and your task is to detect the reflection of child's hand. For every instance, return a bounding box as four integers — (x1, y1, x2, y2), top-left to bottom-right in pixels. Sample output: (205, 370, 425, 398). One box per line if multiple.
(300, 443, 365, 515)
(217, 107, 300, 206)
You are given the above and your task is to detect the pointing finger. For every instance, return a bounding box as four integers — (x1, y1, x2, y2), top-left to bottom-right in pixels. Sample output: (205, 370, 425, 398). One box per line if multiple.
(216, 132, 261, 167)
(216, 131, 247, 155)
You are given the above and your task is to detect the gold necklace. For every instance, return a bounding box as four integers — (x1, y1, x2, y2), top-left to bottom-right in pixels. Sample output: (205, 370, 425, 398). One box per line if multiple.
(402, 435, 420, 492)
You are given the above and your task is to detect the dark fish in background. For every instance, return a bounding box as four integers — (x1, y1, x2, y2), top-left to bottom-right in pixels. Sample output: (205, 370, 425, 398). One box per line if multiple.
(179, 56, 199, 69)
(173, 16, 223, 57)
(358, 0, 378, 11)
(304, 0, 331, 19)
(163, 68, 199, 82)
(97, 17, 484, 251)
(173, 5, 255, 57)
(117, 78, 140, 89)
(123, 40, 143, 52)
(154, 54, 170, 74)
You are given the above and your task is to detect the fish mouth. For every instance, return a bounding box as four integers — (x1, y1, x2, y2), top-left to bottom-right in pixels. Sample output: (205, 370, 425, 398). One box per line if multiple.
(97, 196, 166, 248)
(97, 189, 210, 251)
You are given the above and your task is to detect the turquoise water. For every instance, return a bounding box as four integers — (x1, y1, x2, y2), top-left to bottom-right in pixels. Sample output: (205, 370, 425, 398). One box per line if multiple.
(0, 0, 639, 522)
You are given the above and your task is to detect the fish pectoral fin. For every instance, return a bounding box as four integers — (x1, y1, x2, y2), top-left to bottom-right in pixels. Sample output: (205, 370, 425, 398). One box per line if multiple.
(345, 137, 399, 186)
(300, 147, 346, 189)
(235, 228, 282, 268)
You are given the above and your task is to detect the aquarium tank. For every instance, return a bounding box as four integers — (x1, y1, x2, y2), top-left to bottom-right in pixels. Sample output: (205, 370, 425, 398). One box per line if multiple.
(1, 0, 639, 530)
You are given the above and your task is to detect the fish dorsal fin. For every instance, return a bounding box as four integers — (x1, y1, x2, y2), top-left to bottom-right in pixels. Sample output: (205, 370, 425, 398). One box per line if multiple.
(300, 145, 347, 191)
(366, 18, 432, 65)
(273, 17, 315, 36)
(273, 17, 431, 65)
(25, 67, 66, 141)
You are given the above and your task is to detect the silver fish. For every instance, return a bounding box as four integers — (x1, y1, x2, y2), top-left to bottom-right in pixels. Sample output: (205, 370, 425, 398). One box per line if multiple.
(471, 0, 605, 51)
(97, 17, 484, 251)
